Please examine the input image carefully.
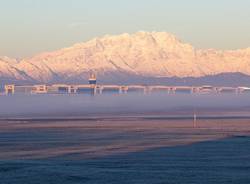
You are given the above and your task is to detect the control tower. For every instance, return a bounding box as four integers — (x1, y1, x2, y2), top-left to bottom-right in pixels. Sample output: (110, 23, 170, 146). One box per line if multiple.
(89, 73, 97, 85)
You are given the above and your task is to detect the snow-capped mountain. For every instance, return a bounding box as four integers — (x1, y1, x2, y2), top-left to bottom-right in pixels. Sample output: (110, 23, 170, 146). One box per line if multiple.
(0, 57, 28, 80)
(1, 31, 250, 84)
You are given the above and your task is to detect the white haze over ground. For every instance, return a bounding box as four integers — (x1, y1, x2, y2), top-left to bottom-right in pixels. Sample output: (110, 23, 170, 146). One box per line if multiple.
(1, 93, 250, 119)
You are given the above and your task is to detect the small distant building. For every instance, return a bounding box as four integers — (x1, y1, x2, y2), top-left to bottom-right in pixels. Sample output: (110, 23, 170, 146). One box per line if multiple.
(89, 73, 97, 85)
(32, 85, 47, 94)
(199, 85, 215, 94)
(49, 84, 72, 94)
(5, 85, 15, 95)
(15, 85, 33, 94)
(218, 87, 237, 94)
(101, 86, 121, 94)
(238, 87, 250, 94)
(76, 85, 96, 95)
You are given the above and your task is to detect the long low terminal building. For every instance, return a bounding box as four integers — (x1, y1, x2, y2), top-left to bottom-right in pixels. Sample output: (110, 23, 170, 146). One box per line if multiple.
(3, 84, 250, 95)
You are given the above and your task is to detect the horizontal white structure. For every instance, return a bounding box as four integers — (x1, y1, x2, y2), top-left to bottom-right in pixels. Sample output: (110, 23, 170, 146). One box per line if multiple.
(4, 84, 250, 95)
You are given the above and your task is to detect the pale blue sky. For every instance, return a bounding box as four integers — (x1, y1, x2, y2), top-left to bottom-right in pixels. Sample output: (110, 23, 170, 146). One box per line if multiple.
(0, 0, 250, 58)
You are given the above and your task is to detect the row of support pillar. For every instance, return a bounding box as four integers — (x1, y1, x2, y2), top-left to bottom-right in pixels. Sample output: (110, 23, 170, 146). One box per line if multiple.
(3, 84, 250, 95)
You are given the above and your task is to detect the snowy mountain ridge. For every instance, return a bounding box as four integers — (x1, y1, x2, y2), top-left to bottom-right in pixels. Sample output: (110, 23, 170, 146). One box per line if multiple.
(1, 31, 250, 84)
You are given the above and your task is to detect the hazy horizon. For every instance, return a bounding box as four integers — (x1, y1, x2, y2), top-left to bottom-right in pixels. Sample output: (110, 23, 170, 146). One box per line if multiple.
(1, 0, 250, 58)
(1, 2, 250, 184)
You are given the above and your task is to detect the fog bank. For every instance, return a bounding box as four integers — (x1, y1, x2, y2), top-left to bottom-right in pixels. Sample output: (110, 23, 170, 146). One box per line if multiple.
(0, 93, 250, 119)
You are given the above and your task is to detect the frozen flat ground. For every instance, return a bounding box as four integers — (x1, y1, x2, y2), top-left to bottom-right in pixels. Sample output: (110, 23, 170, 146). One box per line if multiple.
(0, 118, 250, 184)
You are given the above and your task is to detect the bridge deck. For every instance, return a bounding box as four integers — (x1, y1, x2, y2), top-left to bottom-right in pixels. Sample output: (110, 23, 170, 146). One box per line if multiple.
(3, 84, 247, 95)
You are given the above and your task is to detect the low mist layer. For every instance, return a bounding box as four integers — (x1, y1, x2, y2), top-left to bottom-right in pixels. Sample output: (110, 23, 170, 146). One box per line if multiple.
(1, 93, 250, 119)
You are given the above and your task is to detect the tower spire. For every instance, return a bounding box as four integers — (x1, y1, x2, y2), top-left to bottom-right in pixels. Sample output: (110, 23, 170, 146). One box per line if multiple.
(89, 72, 97, 85)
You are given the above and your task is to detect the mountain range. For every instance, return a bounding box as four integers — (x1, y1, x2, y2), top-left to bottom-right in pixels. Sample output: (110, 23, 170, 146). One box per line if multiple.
(1, 31, 250, 86)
